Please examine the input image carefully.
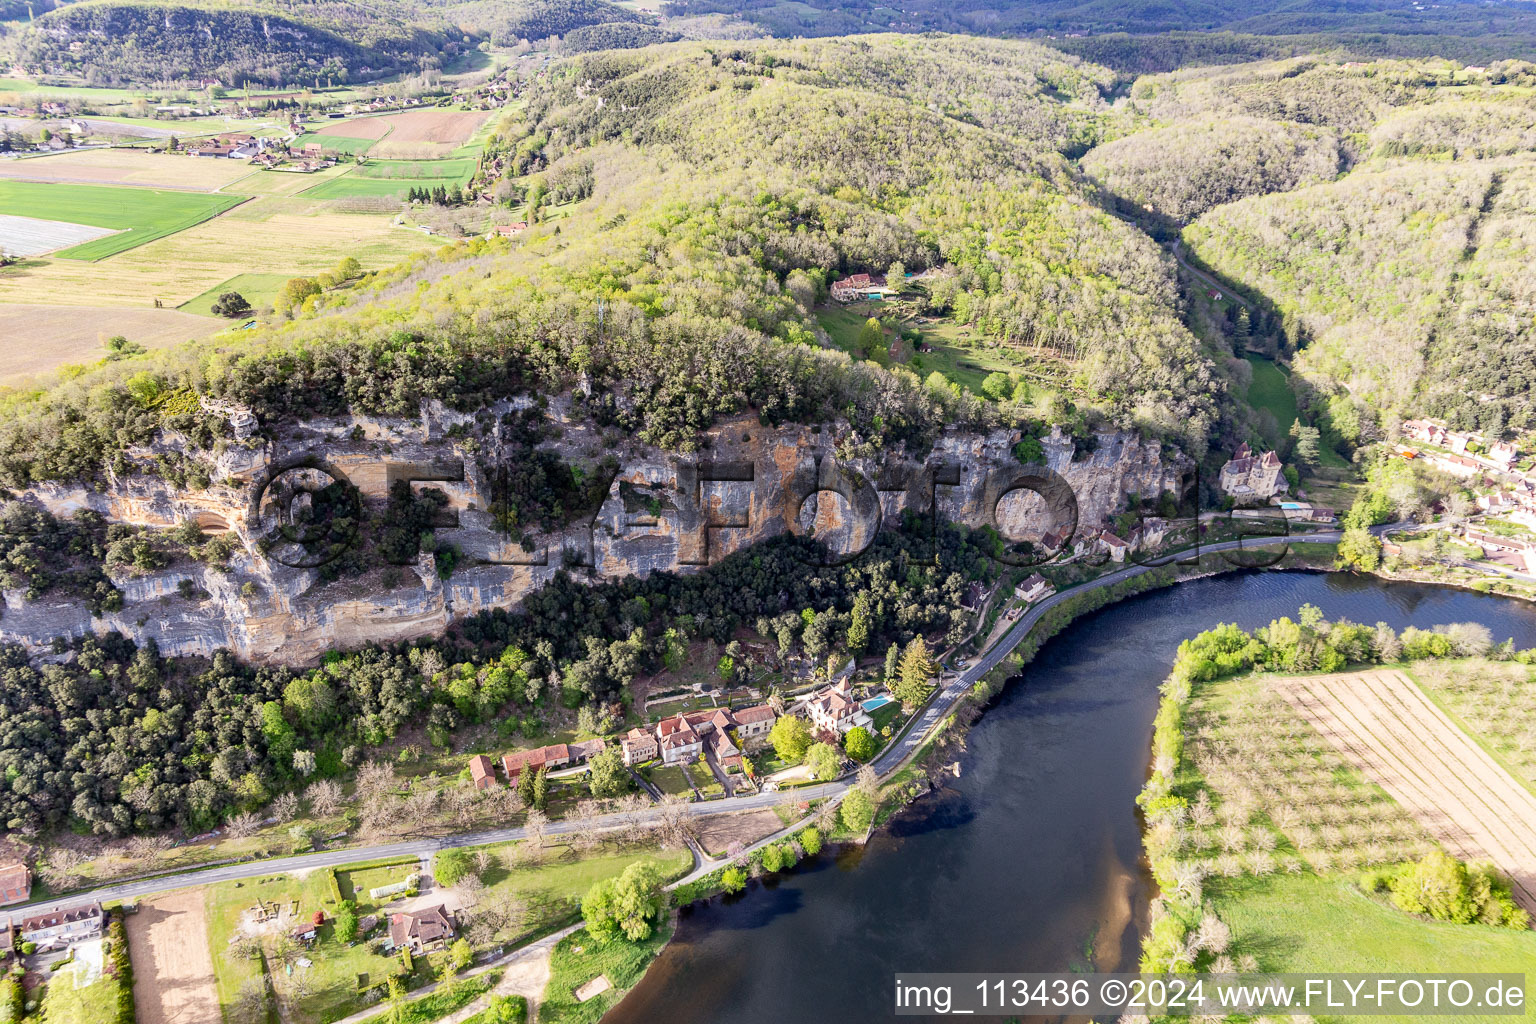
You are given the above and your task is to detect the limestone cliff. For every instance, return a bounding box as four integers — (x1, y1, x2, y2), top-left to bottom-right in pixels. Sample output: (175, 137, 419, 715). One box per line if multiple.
(1, 400, 1187, 665)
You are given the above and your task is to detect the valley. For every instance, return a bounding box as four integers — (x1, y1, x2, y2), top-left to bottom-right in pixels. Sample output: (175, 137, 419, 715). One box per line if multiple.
(1, 7, 1536, 1024)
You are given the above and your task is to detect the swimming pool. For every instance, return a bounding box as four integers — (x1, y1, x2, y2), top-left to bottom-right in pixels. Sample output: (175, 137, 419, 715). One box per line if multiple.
(861, 695, 893, 712)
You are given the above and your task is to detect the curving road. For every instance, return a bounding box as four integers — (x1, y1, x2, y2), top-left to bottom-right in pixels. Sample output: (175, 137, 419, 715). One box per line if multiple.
(6, 532, 1338, 920)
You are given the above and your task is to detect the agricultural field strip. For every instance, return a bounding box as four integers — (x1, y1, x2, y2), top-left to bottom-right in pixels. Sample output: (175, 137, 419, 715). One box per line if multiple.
(0, 168, 228, 192)
(1288, 670, 1536, 899)
(1272, 669, 1536, 911)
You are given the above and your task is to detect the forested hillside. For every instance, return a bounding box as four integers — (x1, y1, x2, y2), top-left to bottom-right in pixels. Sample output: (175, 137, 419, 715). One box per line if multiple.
(1082, 116, 1341, 222)
(12, 0, 646, 83)
(1061, 53, 1536, 440)
(0, 35, 1229, 492)
(438, 0, 646, 48)
(20, 0, 456, 83)
(663, 0, 1536, 67)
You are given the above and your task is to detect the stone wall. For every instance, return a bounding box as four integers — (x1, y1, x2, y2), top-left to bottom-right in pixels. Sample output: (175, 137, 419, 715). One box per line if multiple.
(1, 401, 1187, 665)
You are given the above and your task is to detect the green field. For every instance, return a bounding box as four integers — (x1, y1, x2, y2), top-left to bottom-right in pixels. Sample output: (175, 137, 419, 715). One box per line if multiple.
(355, 157, 477, 181)
(303, 133, 381, 156)
(1244, 353, 1348, 468)
(1211, 872, 1536, 1023)
(0, 78, 148, 101)
(299, 172, 464, 199)
(0, 181, 244, 260)
(179, 273, 292, 316)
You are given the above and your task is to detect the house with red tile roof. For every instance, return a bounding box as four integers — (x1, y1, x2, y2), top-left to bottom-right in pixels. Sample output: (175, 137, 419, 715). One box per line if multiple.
(0, 860, 29, 906)
(468, 755, 496, 791)
(621, 727, 660, 766)
(502, 743, 570, 779)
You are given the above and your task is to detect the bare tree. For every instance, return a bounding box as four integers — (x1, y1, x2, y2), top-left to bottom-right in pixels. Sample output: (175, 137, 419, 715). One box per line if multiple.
(523, 808, 548, 854)
(402, 788, 440, 832)
(229, 978, 269, 1024)
(305, 779, 343, 817)
(473, 848, 497, 876)
(456, 873, 486, 911)
(656, 794, 697, 849)
(449, 783, 479, 828)
(815, 799, 838, 834)
(41, 848, 88, 890)
(271, 792, 300, 823)
(226, 811, 262, 839)
(856, 764, 879, 799)
(570, 799, 603, 851)
(356, 761, 397, 802)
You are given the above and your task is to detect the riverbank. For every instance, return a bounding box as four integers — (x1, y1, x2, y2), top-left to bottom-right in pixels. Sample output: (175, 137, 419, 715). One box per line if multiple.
(598, 571, 1536, 1024)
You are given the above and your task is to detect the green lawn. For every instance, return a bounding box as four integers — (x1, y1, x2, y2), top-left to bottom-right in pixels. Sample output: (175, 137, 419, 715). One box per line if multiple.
(178, 272, 292, 317)
(206, 864, 432, 1024)
(868, 699, 904, 735)
(352, 974, 500, 1024)
(38, 957, 123, 1024)
(815, 303, 1027, 398)
(338, 859, 421, 914)
(354, 158, 477, 181)
(646, 765, 693, 797)
(0, 78, 148, 101)
(299, 173, 465, 199)
(1245, 354, 1348, 468)
(475, 843, 691, 939)
(540, 921, 675, 1024)
(1210, 872, 1536, 1023)
(0, 181, 243, 260)
(816, 304, 879, 359)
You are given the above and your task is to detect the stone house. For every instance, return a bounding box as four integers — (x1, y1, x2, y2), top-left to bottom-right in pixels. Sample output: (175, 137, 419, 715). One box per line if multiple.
(807, 680, 872, 735)
(1218, 442, 1287, 501)
(468, 755, 496, 791)
(1014, 574, 1054, 603)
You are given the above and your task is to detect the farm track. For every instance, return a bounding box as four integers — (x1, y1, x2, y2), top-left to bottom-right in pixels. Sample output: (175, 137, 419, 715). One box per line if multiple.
(1272, 669, 1536, 913)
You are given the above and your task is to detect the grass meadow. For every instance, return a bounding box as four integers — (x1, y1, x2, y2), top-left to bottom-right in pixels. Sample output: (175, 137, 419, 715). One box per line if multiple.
(0, 180, 243, 259)
(179, 272, 293, 316)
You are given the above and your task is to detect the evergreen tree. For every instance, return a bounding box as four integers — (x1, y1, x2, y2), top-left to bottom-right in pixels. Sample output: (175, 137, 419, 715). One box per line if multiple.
(846, 591, 872, 654)
(531, 765, 550, 809)
(1289, 419, 1321, 469)
(883, 642, 900, 682)
(894, 637, 935, 707)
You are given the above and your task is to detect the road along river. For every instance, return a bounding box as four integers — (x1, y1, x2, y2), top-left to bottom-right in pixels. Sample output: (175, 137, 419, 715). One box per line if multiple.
(606, 570, 1536, 1024)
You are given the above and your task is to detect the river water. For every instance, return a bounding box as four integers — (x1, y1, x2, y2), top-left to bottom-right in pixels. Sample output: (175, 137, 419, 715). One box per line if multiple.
(606, 570, 1536, 1024)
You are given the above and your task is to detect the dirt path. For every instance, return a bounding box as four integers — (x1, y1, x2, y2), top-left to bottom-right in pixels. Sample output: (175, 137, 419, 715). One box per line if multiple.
(1271, 669, 1536, 912)
(123, 889, 221, 1024)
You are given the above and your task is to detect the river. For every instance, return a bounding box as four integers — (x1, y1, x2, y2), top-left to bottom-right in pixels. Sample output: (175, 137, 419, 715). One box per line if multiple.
(606, 570, 1536, 1024)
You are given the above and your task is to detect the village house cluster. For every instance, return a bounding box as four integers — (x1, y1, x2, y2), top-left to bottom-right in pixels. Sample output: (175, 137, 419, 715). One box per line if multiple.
(1400, 420, 1522, 476)
(620, 703, 778, 767)
(466, 737, 609, 791)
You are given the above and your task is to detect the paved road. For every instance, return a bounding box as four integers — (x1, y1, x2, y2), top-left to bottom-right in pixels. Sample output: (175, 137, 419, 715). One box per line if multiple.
(7, 532, 1338, 921)
(1171, 240, 1253, 310)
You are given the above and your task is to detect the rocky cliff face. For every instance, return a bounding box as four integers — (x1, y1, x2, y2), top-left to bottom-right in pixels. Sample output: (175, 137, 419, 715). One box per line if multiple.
(2, 400, 1186, 665)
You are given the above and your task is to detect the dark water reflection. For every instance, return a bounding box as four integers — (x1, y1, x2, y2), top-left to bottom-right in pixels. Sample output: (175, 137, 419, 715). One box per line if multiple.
(607, 571, 1536, 1024)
